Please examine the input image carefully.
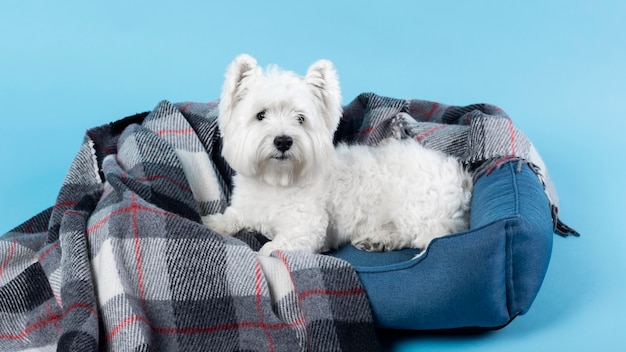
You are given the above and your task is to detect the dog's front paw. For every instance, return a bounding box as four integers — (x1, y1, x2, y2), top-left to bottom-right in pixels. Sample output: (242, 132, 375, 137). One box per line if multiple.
(352, 237, 388, 252)
(202, 213, 240, 236)
(258, 238, 320, 256)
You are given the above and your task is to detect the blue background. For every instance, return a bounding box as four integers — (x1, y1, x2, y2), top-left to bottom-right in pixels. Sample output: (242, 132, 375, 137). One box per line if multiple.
(1, 1, 624, 350)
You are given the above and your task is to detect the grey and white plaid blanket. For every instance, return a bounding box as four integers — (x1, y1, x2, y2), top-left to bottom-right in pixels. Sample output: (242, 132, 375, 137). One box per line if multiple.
(0, 92, 577, 351)
(337, 93, 577, 236)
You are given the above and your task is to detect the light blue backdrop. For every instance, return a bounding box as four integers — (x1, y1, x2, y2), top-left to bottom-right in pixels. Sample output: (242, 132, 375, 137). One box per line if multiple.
(1, 1, 624, 350)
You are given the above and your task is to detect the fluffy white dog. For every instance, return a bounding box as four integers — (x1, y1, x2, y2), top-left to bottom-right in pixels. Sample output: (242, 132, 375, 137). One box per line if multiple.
(203, 54, 473, 256)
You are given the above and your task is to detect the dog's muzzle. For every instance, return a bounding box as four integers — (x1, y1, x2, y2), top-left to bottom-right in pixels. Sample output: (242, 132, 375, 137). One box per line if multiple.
(271, 135, 293, 160)
(273, 135, 293, 152)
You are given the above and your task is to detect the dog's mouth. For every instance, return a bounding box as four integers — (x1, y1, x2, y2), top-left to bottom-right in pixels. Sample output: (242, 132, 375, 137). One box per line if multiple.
(272, 153, 290, 161)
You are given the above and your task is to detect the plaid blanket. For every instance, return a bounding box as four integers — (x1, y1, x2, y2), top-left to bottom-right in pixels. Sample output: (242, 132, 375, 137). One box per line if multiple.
(0, 100, 379, 351)
(0, 92, 577, 351)
(338, 93, 578, 236)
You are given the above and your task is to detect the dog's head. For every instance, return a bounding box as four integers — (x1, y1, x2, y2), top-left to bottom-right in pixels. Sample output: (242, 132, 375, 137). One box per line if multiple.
(218, 54, 342, 187)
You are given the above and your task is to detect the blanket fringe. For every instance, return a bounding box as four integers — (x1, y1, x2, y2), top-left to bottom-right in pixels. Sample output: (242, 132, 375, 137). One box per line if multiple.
(551, 205, 581, 237)
(471, 157, 529, 181)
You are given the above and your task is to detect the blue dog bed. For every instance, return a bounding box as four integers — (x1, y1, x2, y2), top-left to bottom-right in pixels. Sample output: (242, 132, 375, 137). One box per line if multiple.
(324, 93, 578, 330)
(329, 162, 553, 330)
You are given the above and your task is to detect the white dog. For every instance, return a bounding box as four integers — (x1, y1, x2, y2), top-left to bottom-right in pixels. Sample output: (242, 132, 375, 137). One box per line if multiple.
(203, 54, 473, 256)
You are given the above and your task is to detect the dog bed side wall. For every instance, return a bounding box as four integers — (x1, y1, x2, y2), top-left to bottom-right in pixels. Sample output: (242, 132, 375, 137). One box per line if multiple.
(472, 162, 553, 320)
(506, 164, 554, 318)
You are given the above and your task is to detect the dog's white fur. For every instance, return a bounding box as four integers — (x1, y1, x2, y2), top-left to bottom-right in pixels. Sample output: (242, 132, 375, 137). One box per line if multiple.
(203, 54, 473, 256)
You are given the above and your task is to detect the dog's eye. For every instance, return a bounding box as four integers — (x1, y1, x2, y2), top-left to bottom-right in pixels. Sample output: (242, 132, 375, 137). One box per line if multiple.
(256, 111, 266, 121)
(297, 114, 305, 124)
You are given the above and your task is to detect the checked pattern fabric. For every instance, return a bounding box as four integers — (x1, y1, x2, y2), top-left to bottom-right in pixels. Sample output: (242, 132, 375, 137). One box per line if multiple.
(0, 100, 379, 351)
(337, 93, 577, 237)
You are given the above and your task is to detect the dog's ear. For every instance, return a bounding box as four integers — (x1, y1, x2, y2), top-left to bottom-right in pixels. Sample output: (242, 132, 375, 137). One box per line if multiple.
(305, 60, 342, 134)
(219, 54, 258, 122)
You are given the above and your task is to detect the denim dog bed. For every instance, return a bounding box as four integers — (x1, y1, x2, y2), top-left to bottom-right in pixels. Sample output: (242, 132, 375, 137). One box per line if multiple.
(329, 162, 553, 330)
(327, 93, 577, 330)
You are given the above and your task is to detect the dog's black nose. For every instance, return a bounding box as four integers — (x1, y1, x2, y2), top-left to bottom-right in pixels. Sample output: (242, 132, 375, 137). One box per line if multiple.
(273, 135, 293, 152)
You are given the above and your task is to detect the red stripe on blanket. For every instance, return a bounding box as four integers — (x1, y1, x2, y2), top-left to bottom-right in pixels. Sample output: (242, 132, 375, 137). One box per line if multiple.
(410, 102, 439, 121)
(107, 318, 308, 341)
(156, 128, 195, 137)
(181, 102, 194, 114)
(485, 119, 517, 174)
(131, 194, 148, 312)
(181, 101, 218, 114)
(45, 301, 61, 334)
(53, 200, 78, 210)
(64, 302, 98, 317)
(153, 319, 306, 334)
(136, 175, 192, 193)
(359, 127, 374, 136)
(117, 169, 192, 194)
(86, 130, 115, 155)
(156, 322, 244, 334)
(0, 239, 17, 280)
(415, 125, 446, 141)
(255, 261, 275, 352)
(38, 242, 60, 263)
(276, 251, 312, 352)
(508, 118, 516, 156)
(86, 202, 180, 235)
(426, 102, 439, 121)
(107, 315, 150, 342)
(0, 302, 92, 341)
(0, 313, 62, 340)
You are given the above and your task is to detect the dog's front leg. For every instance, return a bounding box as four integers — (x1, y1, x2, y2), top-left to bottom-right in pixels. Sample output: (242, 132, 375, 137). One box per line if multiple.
(258, 213, 329, 256)
(202, 207, 247, 236)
